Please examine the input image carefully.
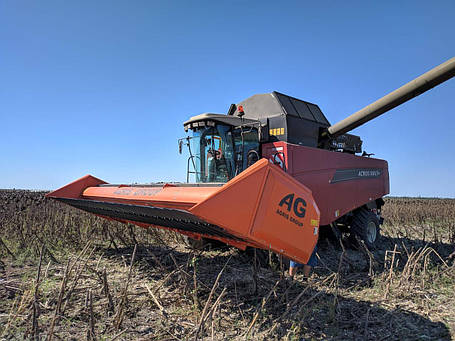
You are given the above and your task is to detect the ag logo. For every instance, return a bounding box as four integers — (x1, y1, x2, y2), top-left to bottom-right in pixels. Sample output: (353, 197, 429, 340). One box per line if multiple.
(279, 193, 306, 218)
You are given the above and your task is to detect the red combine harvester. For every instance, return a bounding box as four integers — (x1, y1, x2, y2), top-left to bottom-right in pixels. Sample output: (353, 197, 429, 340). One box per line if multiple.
(47, 57, 455, 264)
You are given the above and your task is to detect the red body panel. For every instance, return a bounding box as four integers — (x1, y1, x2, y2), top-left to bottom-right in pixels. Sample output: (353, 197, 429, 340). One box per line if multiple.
(262, 142, 389, 225)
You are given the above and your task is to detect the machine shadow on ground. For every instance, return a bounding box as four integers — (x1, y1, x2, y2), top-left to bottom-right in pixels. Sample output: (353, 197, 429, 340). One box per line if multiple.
(99, 242, 452, 340)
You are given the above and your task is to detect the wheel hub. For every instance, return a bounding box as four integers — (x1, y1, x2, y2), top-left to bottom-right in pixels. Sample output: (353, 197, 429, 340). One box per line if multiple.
(366, 221, 377, 244)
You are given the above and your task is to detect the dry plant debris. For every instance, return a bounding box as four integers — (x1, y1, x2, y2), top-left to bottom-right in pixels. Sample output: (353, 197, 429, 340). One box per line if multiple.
(0, 190, 454, 340)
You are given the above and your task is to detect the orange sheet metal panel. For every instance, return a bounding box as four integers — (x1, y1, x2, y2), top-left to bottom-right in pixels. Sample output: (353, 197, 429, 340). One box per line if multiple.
(82, 185, 219, 210)
(190, 160, 270, 237)
(190, 159, 320, 264)
(46, 175, 219, 210)
(45, 175, 107, 199)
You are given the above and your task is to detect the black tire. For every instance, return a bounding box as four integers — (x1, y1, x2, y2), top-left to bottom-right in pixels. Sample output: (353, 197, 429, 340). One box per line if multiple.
(350, 208, 381, 249)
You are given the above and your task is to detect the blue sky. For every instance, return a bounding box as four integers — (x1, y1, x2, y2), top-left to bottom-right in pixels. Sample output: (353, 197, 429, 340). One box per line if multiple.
(1, 1, 454, 197)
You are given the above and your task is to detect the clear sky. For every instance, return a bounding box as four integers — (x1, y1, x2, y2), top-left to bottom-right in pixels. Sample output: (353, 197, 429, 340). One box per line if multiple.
(1, 1, 454, 197)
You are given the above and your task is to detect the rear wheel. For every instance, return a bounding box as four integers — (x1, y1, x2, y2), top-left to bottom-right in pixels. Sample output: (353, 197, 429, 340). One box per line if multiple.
(350, 208, 381, 249)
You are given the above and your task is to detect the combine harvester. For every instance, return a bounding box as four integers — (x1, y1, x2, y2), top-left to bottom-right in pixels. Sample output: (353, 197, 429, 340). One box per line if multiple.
(47, 57, 454, 264)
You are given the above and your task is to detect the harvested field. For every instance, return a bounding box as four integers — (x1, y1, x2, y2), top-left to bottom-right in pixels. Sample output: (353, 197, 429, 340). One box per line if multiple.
(1, 190, 454, 340)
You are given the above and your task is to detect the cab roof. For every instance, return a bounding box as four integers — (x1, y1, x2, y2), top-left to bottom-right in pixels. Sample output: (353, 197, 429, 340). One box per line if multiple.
(183, 91, 330, 131)
(183, 113, 259, 131)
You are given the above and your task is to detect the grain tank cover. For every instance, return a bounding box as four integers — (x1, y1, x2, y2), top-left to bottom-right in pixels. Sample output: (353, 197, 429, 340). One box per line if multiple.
(233, 91, 331, 147)
(235, 91, 330, 125)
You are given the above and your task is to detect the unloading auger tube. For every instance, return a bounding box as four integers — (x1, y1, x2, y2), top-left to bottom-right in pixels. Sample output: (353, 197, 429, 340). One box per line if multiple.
(325, 57, 455, 138)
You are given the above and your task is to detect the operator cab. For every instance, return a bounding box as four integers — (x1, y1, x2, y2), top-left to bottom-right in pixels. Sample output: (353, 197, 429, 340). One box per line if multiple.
(181, 113, 260, 183)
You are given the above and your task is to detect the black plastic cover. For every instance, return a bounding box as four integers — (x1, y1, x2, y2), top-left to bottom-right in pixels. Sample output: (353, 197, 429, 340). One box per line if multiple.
(234, 92, 330, 147)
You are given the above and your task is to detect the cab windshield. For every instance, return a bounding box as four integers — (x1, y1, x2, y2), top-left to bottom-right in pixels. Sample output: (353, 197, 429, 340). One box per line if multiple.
(186, 124, 259, 183)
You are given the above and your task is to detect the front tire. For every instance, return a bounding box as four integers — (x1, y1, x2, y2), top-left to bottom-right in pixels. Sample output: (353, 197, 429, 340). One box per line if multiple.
(350, 208, 381, 249)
